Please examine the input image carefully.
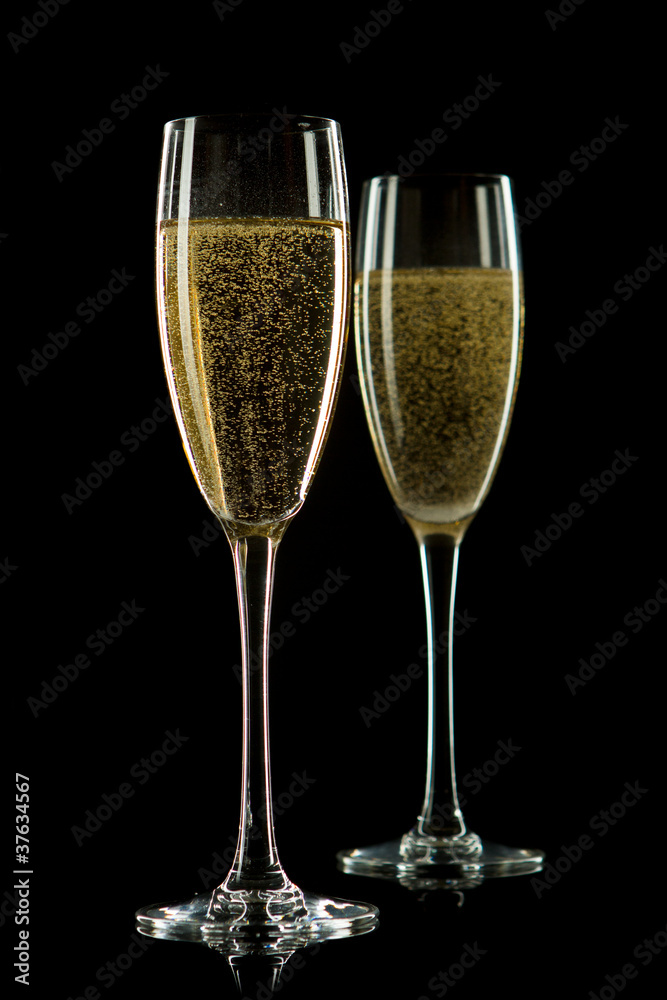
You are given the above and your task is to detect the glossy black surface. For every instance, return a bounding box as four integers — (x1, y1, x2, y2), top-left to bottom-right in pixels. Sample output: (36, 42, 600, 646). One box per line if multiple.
(7, 2, 664, 997)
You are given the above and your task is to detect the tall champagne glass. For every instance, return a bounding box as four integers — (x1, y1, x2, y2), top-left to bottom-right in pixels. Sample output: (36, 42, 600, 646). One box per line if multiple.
(338, 173, 544, 884)
(136, 114, 378, 944)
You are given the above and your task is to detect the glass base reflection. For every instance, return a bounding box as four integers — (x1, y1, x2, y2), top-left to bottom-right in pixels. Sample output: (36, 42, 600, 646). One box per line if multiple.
(136, 884, 378, 949)
(337, 831, 544, 889)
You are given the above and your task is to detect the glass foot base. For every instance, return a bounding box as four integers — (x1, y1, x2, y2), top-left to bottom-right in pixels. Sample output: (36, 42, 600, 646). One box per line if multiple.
(337, 831, 544, 890)
(136, 884, 378, 950)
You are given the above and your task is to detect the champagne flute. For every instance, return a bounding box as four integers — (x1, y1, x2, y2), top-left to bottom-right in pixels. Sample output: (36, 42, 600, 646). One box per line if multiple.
(136, 114, 378, 944)
(338, 173, 544, 884)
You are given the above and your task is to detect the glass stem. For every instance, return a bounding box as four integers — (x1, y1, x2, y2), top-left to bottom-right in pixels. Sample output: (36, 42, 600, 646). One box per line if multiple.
(222, 532, 290, 892)
(410, 525, 468, 839)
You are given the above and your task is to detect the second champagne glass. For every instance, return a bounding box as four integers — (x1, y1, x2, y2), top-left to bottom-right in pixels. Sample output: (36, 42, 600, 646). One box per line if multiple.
(136, 113, 378, 945)
(338, 173, 544, 884)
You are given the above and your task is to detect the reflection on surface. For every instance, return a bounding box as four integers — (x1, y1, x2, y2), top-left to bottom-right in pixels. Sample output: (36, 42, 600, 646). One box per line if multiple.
(135, 885, 377, 991)
(222, 944, 324, 996)
(338, 835, 543, 891)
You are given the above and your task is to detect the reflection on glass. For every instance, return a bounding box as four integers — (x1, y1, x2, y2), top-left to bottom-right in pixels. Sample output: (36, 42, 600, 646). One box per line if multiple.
(338, 174, 544, 886)
(136, 113, 377, 945)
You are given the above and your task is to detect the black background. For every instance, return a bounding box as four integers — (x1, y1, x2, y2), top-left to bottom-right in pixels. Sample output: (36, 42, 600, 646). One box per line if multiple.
(5, 1, 665, 997)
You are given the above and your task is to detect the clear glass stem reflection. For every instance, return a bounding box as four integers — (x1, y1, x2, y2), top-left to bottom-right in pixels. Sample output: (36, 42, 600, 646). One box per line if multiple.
(336, 173, 543, 884)
(223, 532, 290, 892)
(411, 525, 467, 840)
(136, 114, 379, 942)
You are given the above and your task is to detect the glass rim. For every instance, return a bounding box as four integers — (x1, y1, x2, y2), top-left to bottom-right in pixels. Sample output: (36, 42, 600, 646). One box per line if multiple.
(364, 172, 513, 184)
(162, 112, 341, 133)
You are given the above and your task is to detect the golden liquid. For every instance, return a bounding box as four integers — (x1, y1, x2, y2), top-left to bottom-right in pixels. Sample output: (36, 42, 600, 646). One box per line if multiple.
(355, 267, 522, 526)
(159, 217, 348, 529)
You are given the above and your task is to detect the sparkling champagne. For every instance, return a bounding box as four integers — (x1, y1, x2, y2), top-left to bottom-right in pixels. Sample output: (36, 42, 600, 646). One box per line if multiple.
(158, 217, 348, 529)
(355, 267, 522, 526)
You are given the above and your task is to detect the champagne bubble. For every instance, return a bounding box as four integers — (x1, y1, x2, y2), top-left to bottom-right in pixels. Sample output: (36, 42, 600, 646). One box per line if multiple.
(357, 268, 521, 524)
